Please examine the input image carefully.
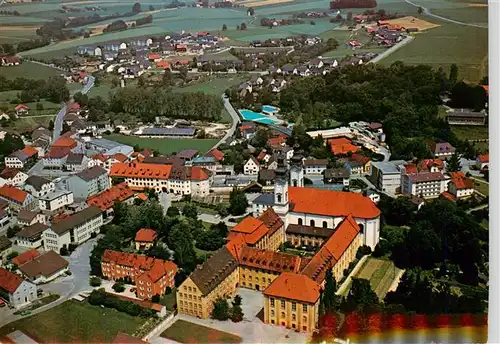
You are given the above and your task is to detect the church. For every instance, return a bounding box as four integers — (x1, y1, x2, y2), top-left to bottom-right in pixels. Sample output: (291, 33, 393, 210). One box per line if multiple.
(252, 149, 381, 249)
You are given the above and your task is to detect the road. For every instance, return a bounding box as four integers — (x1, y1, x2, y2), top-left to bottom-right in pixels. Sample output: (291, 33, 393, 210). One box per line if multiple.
(460, 158, 482, 177)
(404, 0, 488, 28)
(52, 75, 95, 142)
(211, 95, 240, 150)
(0, 238, 97, 327)
(368, 35, 414, 64)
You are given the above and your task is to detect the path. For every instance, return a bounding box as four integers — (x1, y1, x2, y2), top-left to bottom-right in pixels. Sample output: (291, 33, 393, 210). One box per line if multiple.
(368, 35, 414, 64)
(211, 95, 240, 150)
(466, 203, 488, 214)
(404, 0, 488, 28)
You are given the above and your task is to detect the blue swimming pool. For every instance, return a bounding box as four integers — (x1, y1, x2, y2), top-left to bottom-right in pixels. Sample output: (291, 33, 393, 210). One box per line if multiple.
(262, 105, 279, 114)
(239, 109, 280, 125)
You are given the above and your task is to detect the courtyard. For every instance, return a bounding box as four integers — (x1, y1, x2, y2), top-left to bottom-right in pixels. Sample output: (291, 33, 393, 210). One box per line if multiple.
(150, 288, 309, 344)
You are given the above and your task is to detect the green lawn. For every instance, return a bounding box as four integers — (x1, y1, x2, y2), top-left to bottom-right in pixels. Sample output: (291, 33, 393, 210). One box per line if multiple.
(106, 134, 218, 155)
(472, 177, 489, 196)
(161, 320, 242, 344)
(0, 61, 65, 80)
(172, 201, 218, 215)
(0, 300, 146, 343)
(173, 76, 247, 96)
(354, 257, 400, 299)
(432, 7, 487, 26)
(382, 18, 488, 83)
(451, 125, 488, 141)
(9, 115, 54, 133)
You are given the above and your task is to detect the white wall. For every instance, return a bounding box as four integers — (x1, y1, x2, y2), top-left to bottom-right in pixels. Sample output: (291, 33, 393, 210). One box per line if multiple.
(10, 280, 37, 308)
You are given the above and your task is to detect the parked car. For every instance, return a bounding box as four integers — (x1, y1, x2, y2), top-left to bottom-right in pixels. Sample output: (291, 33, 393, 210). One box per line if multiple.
(0, 300, 5, 307)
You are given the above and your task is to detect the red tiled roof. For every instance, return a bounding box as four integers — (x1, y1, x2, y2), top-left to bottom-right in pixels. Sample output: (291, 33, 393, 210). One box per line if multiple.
(135, 228, 157, 243)
(156, 61, 170, 69)
(289, 187, 380, 219)
(225, 232, 246, 260)
(14, 104, 29, 111)
(350, 153, 370, 165)
(12, 248, 40, 266)
(22, 146, 38, 157)
(267, 136, 287, 147)
(264, 272, 320, 304)
(112, 153, 128, 163)
(478, 154, 489, 163)
(256, 151, 267, 161)
(137, 259, 177, 284)
(420, 159, 444, 171)
(228, 216, 269, 245)
(137, 193, 148, 201)
(190, 167, 210, 181)
(45, 147, 71, 159)
(440, 191, 456, 202)
(91, 153, 109, 162)
(0, 167, 21, 180)
(328, 137, 360, 155)
(110, 163, 172, 180)
(258, 208, 283, 236)
(0, 185, 28, 204)
(87, 183, 134, 211)
(52, 137, 77, 149)
(238, 246, 303, 273)
(449, 171, 474, 189)
(0, 267, 23, 293)
(205, 148, 224, 161)
(147, 53, 161, 60)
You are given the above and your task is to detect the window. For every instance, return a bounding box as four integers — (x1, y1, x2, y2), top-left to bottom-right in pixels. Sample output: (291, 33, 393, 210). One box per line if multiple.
(303, 326, 307, 331)
(303, 304, 307, 312)
(298, 218, 303, 225)
(303, 316, 307, 322)
(271, 310, 275, 316)
(270, 298, 275, 307)
(281, 312, 285, 317)
(292, 314, 296, 321)
(323, 221, 327, 228)
(281, 300, 285, 308)
(310, 220, 315, 227)
(292, 302, 296, 311)
(277, 193, 282, 203)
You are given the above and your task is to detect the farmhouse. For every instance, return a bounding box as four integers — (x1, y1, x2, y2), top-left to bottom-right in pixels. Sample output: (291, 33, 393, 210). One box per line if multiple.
(447, 109, 486, 126)
(14, 104, 29, 116)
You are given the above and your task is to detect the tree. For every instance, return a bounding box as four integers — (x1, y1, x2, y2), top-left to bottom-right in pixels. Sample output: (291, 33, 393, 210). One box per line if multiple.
(417, 6, 423, 14)
(112, 282, 125, 292)
(229, 187, 248, 216)
(343, 278, 379, 314)
(36, 103, 44, 111)
(166, 206, 180, 217)
(48, 120, 54, 131)
(149, 4, 154, 11)
(231, 304, 244, 322)
(211, 297, 230, 320)
(240, 23, 247, 30)
(182, 203, 198, 219)
(145, 188, 159, 202)
(247, 7, 255, 15)
(168, 225, 197, 272)
(89, 276, 101, 287)
(449, 64, 458, 86)
(112, 200, 129, 225)
(236, 25, 240, 30)
(132, 2, 141, 13)
(233, 294, 242, 306)
(6, 225, 21, 238)
(320, 270, 340, 315)
(446, 152, 462, 172)
(251, 129, 269, 148)
(148, 245, 171, 260)
(179, 67, 188, 80)
(152, 294, 160, 303)
(7, 251, 18, 260)
(346, 11, 353, 21)
(222, 24, 227, 31)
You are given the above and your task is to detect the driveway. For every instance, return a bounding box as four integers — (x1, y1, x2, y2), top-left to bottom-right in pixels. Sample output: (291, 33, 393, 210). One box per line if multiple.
(149, 288, 309, 344)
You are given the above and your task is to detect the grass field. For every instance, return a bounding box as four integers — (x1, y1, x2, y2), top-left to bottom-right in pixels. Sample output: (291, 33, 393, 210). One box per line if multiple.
(0, 300, 146, 343)
(0, 62, 65, 80)
(107, 134, 218, 155)
(174, 76, 247, 96)
(161, 320, 242, 344)
(10, 115, 54, 133)
(472, 177, 489, 196)
(354, 258, 400, 300)
(382, 16, 487, 83)
(451, 125, 488, 141)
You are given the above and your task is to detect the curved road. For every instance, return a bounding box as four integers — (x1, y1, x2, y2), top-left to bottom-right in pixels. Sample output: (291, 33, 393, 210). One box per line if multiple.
(404, 0, 488, 28)
(52, 75, 95, 142)
(211, 95, 240, 150)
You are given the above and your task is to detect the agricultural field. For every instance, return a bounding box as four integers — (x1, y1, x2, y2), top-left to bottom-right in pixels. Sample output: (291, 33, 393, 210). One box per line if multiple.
(451, 125, 489, 141)
(0, 300, 146, 343)
(107, 134, 218, 155)
(353, 257, 401, 300)
(161, 320, 242, 344)
(0, 62, 65, 80)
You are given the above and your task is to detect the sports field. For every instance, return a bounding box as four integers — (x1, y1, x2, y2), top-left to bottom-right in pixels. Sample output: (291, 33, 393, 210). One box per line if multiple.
(0, 300, 146, 343)
(107, 134, 218, 155)
(354, 258, 401, 300)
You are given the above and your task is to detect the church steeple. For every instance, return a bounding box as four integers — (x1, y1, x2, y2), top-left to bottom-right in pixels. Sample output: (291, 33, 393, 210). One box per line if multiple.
(290, 144, 304, 188)
(274, 151, 289, 210)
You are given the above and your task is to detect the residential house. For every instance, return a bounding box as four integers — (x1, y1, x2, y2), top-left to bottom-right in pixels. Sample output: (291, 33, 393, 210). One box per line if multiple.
(12, 249, 40, 267)
(14, 104, 29, 116)
(303, 159, 328, 175)
(24, 176, 55, 198)
(0, 207, 10, 232)
(281, 64, 297, 75)
(430, 141, 455, 160)
(65, 166, 110, 199)
(18, 250, 69, 284)
(308, 58, 324, 69)
(204, 148, 224, 162)
(86, 183, 135, 218)
(176, 150, 199, 162)
(64, 153, 89, 172)
(0, 267, 37, 308)
(0, 235, 12, 264)
(476, 153, 489, 170)
(259, 169, 276, 187)
(135, 228, 157, 251)
(0, 168, 28, 187)
(244, 156, 260, 175)
(15, 223, 48, 249)
(0, 185, 36, 212)
(42, 206, 103, 252)
(101, 250, 178, 300)
(323, 168, 350, 187)
(38, 190, 74, 213)
(5, 146, 38, 169)
(17, 210, 45, 227)
(446, 172, 474, 200)
(344, 154, 371, 175)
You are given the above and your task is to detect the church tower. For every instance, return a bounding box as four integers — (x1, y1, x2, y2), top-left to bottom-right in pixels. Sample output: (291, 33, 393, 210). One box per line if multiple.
(290, 144, 304, 188)
(273, 151, 289, 231)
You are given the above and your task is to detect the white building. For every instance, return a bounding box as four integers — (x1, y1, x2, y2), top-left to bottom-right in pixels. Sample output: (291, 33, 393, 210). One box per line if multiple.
(369, 160, 406, 194)
(303, 159, 328, 176)
(38, 190, 74, 212)
(447, 172, 475, 199)
(401, 169, 449, 199)
(0, 267, 37, 308)
(24, 176, 55, 198)
(42, 206, 103, 252)
(0, 168, 28, 187)
(15, 223, 48, 249)
(244, 157, 260, 175)
(17, 210, 45, 227)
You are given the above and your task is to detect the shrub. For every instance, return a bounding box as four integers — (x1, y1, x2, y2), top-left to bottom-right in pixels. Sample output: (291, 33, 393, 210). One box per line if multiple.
(356, 245, 372, 259)
(165, 286, 172, 294)
(90, 232, 97, 238)
(211, 297, 230, 320)
(152, 294, 160, 303)
(112, 282, 125, 292)
(90, 276, 101, 287)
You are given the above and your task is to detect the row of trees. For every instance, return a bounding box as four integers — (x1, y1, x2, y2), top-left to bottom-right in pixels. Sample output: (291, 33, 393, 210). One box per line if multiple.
(88, 288, 156, 317)
(0, 76, 70, 104)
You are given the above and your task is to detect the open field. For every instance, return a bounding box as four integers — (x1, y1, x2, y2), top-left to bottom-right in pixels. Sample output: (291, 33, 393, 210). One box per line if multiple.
(0, 300, 146, 343)
(381, 16, 440, 31)
(161, 319, 242, 344)
(0, 62, 65, 80)
(432, 7, 487, 26)
(451, 125, 488, 141)
(354, 257, 400, 299)
(472, 177, 489, 196)
(10, 115, 54, 133)
(382, 18, 487, 83)
(174, 76, 247, 96)
(242, 0, 295, 7)
(107, 134, 218, 155)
